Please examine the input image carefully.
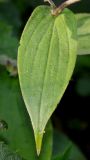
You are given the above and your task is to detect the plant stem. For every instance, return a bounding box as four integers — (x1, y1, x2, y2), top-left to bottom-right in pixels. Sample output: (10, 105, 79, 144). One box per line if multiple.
(50, 0, 80, 16)
(44, 0, 56, 8)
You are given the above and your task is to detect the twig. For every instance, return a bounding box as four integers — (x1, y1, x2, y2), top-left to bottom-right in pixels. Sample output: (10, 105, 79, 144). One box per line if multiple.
(49, 0, 80, 16)
(44, 0, 56, 8)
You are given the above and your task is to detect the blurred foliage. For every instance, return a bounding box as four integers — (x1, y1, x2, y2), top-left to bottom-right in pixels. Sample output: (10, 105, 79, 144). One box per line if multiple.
(0, 0, 9, 2)
(0, 1, 21, 35)
(0, 142, 23, 160)
(0, 20, 18, 58)
(52, 131, 86, 160)
(75, 55, 90, 96)
(0, 0, 90, 159)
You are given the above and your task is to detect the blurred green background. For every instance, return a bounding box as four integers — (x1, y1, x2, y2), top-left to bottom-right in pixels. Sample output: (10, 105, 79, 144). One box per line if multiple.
(0, 0, 90, 160)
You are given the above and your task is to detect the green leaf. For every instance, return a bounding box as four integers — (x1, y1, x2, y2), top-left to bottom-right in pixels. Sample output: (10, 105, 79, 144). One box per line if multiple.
(0, 142, 23, 160)
(18, 6, 77, 154)
(52, 131, 86, 160)
(77, 13, 90, 55)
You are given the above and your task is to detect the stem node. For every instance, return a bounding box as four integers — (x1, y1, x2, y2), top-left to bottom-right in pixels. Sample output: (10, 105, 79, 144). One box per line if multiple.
(44, 0, 81, 16)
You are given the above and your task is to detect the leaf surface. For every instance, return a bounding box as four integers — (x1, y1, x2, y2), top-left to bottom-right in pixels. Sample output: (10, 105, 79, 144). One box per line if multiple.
(77, 13, 90, 55)
(18, 6, 77, 154)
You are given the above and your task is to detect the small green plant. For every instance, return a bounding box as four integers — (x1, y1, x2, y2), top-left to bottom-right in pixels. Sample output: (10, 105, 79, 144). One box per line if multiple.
(18, 0, 79, 156)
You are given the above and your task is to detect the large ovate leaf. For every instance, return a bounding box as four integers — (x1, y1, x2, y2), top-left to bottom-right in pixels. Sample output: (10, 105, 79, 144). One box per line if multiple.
(18, 6, 77, 154)
(77, 13, 90, 55)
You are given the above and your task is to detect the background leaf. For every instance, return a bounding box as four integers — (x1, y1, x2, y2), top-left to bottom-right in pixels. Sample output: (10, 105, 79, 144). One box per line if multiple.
(77, 13, 90, 55)
(52, 131, 86, 160)
(0, 142, 23, 160)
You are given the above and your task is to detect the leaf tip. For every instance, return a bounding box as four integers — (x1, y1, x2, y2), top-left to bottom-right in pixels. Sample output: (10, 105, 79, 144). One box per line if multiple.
(37, 148, 41, 156)
(35, 131, 44, 156)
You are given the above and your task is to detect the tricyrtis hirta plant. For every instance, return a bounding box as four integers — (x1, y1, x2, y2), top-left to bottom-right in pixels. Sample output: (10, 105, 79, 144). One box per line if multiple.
(18, 0, 80, 156)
